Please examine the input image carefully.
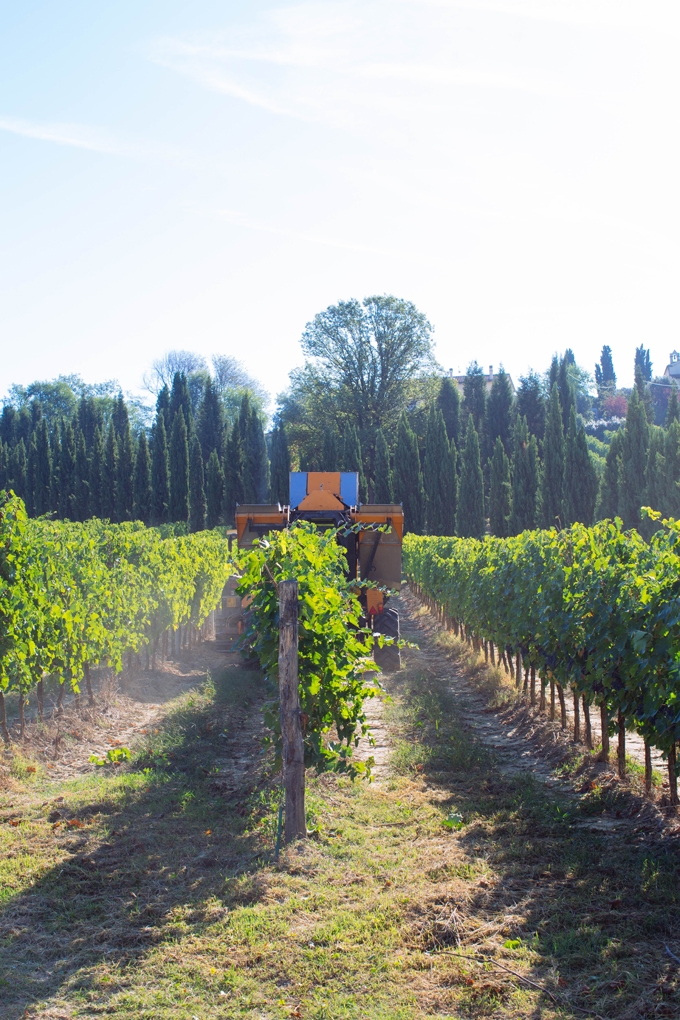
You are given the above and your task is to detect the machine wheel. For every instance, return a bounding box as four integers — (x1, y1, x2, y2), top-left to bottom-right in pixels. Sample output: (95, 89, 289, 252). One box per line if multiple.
(373, 607, 401, 671)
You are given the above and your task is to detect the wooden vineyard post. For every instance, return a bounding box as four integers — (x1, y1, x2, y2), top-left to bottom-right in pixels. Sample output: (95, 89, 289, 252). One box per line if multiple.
(279, 580, 306, 843)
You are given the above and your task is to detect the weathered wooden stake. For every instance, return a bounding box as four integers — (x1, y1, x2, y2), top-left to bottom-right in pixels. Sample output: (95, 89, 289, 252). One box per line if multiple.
(644, 741, 653, 794)
(0, 691, 9, 744)
(599, 704, 610, 762)
(279, 580, 306, 843)
(84, 662, 95, 707)
(669, 743, 678, 807)
(617, 710, 626, 778)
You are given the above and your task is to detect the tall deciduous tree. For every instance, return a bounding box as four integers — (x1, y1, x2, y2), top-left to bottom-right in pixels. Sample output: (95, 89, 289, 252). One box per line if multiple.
(437, 376, 461, 447)
(373, 428, 393, 503)
(189, 434, 207, 532)
(562, 406, 598, 526)
(394, 412, 425, 534)
(619, 387, 649, 530)
(151, 416, 170, 525)
(269, 424, 290, 506)
(462, 362, 487, 432)
(133, 432, 152, 523)
(206, 449, 225, 528)
(169, 409, 190, 524)
(424, 405, 456, 535)
(510, 415, 538, 534)
(457, 416, 485, 539)
(300, 295, 435, 439)
(540, 384, 565, 529)
(488, 437, 512, 537)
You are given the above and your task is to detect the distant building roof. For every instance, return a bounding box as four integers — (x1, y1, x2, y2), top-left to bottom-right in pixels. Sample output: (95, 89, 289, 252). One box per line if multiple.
(448, 366, 516, 394)
(664, 352, 680, 379)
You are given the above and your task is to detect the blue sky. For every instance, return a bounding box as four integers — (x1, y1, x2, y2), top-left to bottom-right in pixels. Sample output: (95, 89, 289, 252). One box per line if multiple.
(2, 0, 679, 407)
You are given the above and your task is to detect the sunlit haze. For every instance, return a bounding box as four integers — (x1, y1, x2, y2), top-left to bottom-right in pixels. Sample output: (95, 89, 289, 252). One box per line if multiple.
(2, 0, 680, 406)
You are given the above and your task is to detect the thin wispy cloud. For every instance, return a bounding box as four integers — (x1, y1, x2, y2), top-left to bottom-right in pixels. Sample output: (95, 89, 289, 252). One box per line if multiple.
(0, 115, 182, 160)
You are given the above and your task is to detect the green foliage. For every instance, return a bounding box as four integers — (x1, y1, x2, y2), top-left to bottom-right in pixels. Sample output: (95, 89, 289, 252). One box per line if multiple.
(133, 432, 152, 523)
(269, 423, 290, 506)
(189, 434, 207, 533)
(482, 367, 513, 460)
(151, 416, 169, 525)
(456, 416, 484, 539)
(205, 449, 224, 529)
(488, 436, 511, 537)
(619, 387, 649, 529)
(394, 413, 425, 534)
(562, 406, 598, 527)
(516, 371, 546, 441)
(341, 423, 367, 503)
(424, 405, 456, 536)
(510, 415, 538, 534)
(373, 428, 393, 503)
(436, 376, 460, 446)
(540, 383, 565, 528)
(234, 522, 381, 775)
(0, 491, 232, 701)
(404, 510, 680, 758)
(169, 409, 190, 524)
(462, 362, 486, 432)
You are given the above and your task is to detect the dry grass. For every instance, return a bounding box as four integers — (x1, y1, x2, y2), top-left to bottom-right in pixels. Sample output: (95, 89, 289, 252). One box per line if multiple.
(1, 613, 680, 1018)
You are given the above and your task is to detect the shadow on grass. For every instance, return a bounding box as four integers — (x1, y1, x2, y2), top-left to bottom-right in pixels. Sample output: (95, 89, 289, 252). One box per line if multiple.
(387, 654, 680, 1019)
(0, 662, 275, 1019)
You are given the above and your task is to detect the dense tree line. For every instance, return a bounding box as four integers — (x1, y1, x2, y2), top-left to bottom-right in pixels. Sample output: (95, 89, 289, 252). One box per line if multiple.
(2, 298, 679, 540)
(0, 369, 271, 532)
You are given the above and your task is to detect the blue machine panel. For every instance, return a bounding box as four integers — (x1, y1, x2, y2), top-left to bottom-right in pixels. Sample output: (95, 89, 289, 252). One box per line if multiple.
(289, 472, 308, 509)
(340, 472, 359, 506)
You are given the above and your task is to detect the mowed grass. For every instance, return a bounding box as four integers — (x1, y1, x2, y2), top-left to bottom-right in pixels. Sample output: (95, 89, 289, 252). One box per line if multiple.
(1, 642, 680, 1019)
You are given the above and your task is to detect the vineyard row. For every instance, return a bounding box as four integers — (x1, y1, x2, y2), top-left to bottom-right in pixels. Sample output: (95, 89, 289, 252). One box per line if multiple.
(0, 493, 233, 739)
(403, 514, 680, 802)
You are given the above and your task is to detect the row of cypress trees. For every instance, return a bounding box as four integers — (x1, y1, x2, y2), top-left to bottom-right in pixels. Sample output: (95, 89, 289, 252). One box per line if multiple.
(0, 373, 271, 531)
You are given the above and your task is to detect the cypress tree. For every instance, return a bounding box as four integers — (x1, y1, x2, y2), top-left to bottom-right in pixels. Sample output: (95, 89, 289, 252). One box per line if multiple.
(169, 373, 192, 433)
(618, 387, 649, 530)
(483, 368, 514, 461)
(540, 384, 565, 529)
(516, 372, 546, 441)
(462, 362, 487, 432)
(49, 428, 61, 511)
(488, 436, 512, 537)
(664, 420, 680, 518)
(59, 420, 77, 519)
(510, 416, 538, 534)
(321, 427, 338, 472)
(424, 405, 455, 535)
(206, 449, 225, 528)
(102, 425, 118, 521)
(169, 409, 190, 524)
(342, 423, 367, 504)
(666, 387, 680, 427)
(562, 406, 598, 526)
(197, 378, 224, 462)
(31, 418, 53, 517)
(78, 395, 101, 450)
(151, 416, 170, 525)
(557, 351, 576, 431)
(437, 376, 461, 447)
(133, 432, 152, 523)
(393, 412, 425, 534)
(0, 406, 17, 447)
(644, 425, 665, 515)
(74, 428, 90, 520)
(596, 429, 623, 521)
(238, 394, 269, 503)
(373, 428, 393, 503)
(0, 441, 7, 491)
(457, 416, 485, 539)
(189, 434, 207, 532)
(9, 440, 28, 504)
(595, 345, 616, 394)
(222, 420, 244, 523)
(156, 385, 171, 433)
(269, 424, 290, 505)
(89, 426, 104, 518)
(113, 397, 134, 522)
